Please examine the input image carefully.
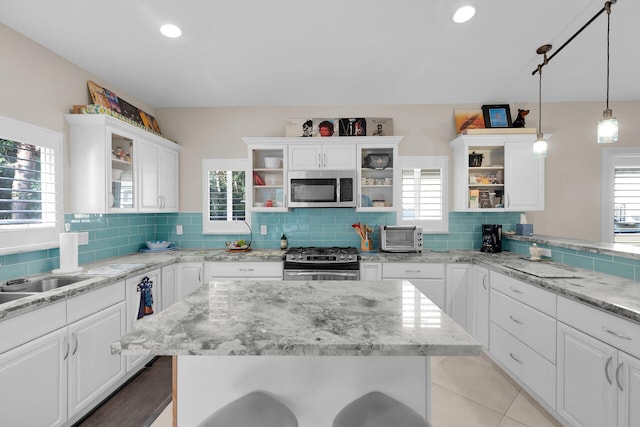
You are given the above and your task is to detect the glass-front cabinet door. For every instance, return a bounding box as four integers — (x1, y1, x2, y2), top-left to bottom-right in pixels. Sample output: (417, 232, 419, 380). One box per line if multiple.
(247, 142, 287, 212)
(357, 140, 400, 211)
(109, 130, 135, 210)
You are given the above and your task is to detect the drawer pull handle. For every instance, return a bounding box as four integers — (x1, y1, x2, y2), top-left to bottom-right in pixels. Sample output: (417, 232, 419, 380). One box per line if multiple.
(509, 287, 524, 294)
(239, 268, 254, 272)
(509, 315, 524, 325)
(602, 326, 632, 341)
(616, 361, 624, 392)
(405, 270, 421, 273)
(605, 356, 613, 385)
(509, 352, 523, 364)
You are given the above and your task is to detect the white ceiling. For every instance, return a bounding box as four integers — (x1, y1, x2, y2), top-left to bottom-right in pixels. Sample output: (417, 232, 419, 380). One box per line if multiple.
(1, 0, 637, 108)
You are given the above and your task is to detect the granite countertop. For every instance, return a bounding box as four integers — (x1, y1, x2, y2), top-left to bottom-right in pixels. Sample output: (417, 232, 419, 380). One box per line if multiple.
(2, 247, 640, 326)
(113, 279, 481, 357)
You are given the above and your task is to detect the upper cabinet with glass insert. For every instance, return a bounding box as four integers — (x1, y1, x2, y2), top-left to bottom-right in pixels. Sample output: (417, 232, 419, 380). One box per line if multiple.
(244, 138, 288, 212)
(66, 114, 180, 213)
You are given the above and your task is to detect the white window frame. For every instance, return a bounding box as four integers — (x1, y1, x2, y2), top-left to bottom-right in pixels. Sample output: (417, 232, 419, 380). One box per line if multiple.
(397, 155, 448, 233)
(202, 158, 250, 234)
(601, 147, 640, 242)
(0, 116, 63, 255)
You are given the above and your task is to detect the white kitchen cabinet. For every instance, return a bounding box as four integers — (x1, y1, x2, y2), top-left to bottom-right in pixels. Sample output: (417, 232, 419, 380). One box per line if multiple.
(449, 131, 544, 212)
(67, 302, 126, 419)
(557, 296, 640, 427)
(177, 262, 203, 300)
(288, 143, 355, 170)
(65, 113, 179, 213)
(357, 140, 401, 212)
(360, 262, 382, 281)
(125, 269, 161, 372)
(445, 263, 471, 331)
(470, 265, 490, 349)
(204, 261, 283, 281)
(138, 139, 179, 212)
(382, 262, 445, 309)
(0, 327, 68, 427)
(0, 281, 126, 427)
(245, 141, 288, 211)
(161, 263, 178, 310)
(489, 271, 557, 409)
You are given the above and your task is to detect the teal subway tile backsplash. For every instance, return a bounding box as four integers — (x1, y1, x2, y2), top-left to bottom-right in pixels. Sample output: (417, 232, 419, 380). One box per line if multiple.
(1, 210, 640, 283)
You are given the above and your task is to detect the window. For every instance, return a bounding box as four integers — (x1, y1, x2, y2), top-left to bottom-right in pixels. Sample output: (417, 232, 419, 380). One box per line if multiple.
(398, 156, 448, 233)
(0, 116, 63, 254)
(202, 159, 250, 234)
(602, 148, 640, 245)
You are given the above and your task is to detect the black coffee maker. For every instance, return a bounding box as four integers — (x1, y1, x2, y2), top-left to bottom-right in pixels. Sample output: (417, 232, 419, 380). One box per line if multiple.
(480, 224, 502, 253)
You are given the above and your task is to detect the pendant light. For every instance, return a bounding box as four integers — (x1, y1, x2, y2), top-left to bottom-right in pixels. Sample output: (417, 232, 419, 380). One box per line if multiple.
(533, 44, 551, 158)
(597, 0, 618, 144)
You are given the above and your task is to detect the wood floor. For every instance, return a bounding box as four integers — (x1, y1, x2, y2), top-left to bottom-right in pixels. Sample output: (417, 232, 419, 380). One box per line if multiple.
(74, 356, 172, 427)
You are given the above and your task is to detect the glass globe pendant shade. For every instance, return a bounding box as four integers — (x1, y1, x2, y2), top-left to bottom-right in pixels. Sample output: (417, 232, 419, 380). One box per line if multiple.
(533, 135, 547, 158)
(597, 109, 618, 144)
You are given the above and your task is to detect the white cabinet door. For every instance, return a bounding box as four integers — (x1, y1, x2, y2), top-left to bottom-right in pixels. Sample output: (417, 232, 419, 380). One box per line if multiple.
(138, 140, 179, 212)
(360, 262, 382, 281)
(289, 145, 322, 170)
(68, 302, 126, 418)
(471, 265, 490, 349)
(557, 322, 617, 427)
(504, 141, 545, 211)
(158, 146, 179, 211)
(125, 270, 160, 372)
(161, 263, 179, 310)
(618, 352, 640, 427)
(0, 328, 68, 427)
(446, 263, 470, 331)
(178, 262, 204, 300)
(289, 144, 355, 170)
(323, 145, 356, 169)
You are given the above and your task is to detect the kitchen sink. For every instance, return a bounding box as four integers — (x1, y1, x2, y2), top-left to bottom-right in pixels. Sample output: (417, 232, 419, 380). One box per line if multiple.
(0, 292, 33, 304)
(0, 276, 90, 293)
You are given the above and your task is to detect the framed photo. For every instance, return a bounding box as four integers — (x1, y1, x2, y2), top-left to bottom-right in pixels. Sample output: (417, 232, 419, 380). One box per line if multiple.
(454, 109, 485, 133)
(285, 118, 313, 137)
(482, 104, 512, 128)
(338, 118, 366, 136)
(366, 117, 393, 136)
(312, 118, 338, 137)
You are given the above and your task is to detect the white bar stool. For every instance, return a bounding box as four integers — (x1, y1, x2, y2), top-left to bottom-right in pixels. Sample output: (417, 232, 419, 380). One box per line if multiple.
(333, 391, 432, 427)
(197, 391, 298, 427)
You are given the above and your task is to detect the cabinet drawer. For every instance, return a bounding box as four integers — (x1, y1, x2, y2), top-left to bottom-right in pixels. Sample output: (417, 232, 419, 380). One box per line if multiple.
(490, 271, 556, 317)
(490, 322, 556, 409)
(490, 289, 556, 362)
(557, 296, 640, 359)
(67, 281, 126, 324)
(207, 262, 283, 279)
(0, 301, 66, 354)
(383, 263, 445, 279)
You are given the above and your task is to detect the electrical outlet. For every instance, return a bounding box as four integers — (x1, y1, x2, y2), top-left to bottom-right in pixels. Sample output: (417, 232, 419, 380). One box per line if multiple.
(261, 225, 267, 235)
(176, 225, 183, 235)
(77, 232, 89, 245)
(539, 247, 552, 257)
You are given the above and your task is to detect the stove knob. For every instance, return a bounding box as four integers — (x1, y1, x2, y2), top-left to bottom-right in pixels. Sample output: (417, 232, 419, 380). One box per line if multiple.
(347, 254, 353, 259)
(298, 254, 304, 260)
(339, 254, 345, 259)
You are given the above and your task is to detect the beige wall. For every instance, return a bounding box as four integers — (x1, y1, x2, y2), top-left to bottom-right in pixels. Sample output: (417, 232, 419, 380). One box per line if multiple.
(0, 23, 154, 212)
(3, 23, 640, 243)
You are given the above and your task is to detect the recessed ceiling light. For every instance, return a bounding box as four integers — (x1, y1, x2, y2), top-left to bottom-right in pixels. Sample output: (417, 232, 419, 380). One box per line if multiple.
(160, 24, 182, 38)
(453, 5, 476, 23)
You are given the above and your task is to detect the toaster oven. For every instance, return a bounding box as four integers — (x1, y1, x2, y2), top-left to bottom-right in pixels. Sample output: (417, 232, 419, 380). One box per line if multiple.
(379, 225, 423, 253)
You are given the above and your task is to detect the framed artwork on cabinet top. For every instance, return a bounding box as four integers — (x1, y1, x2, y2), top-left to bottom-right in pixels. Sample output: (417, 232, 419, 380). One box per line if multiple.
(482, 104, 512, 128)
(454, 109, 485, 133)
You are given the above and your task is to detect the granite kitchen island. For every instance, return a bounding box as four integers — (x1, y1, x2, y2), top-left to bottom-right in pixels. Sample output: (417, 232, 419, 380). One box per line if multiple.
(114, 279, 480, 426)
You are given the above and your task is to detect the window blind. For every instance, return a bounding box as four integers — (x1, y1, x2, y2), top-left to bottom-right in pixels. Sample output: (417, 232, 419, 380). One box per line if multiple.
(0, 139, 57, 228)
(614, 166, 640, 244)
(401, 168, 443, 221)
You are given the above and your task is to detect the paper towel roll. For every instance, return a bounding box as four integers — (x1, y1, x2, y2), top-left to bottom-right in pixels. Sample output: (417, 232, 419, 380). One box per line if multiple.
(56, 232, 81, 273)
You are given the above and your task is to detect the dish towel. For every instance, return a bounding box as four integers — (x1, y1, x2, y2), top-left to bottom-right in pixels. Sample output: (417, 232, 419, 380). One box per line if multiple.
(137, 276, 154, 319)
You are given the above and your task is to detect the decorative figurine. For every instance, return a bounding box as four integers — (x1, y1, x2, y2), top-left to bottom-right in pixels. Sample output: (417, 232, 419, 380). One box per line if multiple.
(512, 109, 529, 128)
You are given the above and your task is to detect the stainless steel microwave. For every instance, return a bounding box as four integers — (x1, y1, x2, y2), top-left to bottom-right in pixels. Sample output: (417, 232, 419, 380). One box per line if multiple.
(379, 225, 423, 252)
(288, 170, 356, 208)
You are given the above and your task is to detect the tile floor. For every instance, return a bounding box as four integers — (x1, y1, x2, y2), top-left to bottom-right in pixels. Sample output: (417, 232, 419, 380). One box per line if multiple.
(150, 354, 563, 427)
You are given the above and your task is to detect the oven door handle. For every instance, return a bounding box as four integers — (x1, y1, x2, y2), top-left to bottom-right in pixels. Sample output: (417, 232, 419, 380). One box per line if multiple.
(284, 271, 360, 278)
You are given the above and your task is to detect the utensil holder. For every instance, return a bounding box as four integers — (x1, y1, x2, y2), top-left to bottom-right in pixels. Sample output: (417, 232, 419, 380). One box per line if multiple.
(360, 238, 372, 251)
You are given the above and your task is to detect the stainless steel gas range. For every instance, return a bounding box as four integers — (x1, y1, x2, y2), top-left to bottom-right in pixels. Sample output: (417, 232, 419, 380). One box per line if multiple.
(282, 247, 360, 281)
